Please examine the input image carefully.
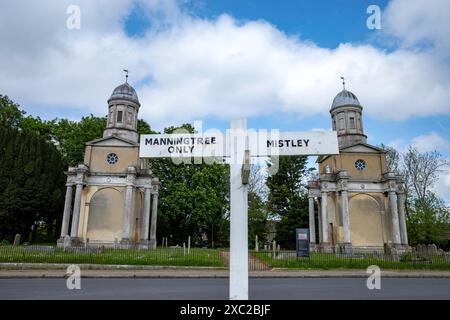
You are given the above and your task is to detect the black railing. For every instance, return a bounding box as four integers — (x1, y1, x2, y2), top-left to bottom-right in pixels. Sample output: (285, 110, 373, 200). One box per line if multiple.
(1, 245, 449, 271)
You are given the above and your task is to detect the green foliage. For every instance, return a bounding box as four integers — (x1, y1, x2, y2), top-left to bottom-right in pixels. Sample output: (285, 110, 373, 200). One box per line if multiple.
(0, 95, 25, 128)
(0, 126, 66, 242)
(381, 143, 450, 246)
(248, 191, 268, 247)
(50, 116, 107, 166)
(407, 192, 450, 246)
(266, 156, 313, 249)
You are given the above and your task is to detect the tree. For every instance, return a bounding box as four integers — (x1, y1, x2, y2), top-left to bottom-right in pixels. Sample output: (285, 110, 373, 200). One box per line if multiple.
(380, 143, 401, 174)
(403, 146, 449, 207)
(381, 144, 450, 245)
(248, 166, 269, 247)
(0, 126, 66, 242)
(266, 156, 314, 248)
(0, 95, 25, 128)
(407, 192, 450, 245)
(50, 116, 107, 166)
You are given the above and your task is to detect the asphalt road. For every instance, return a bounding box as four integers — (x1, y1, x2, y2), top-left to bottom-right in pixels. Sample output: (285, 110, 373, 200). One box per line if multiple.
(1, 278, 449, 300)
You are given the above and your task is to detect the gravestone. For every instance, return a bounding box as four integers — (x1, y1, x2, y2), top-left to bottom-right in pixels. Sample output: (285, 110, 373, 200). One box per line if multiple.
(13, 234, 21, 246)
(428, 244, 438, 256)
(63, 235, 71, 250)
(188, 236, 191, 255)
(416, 244, 425, 255)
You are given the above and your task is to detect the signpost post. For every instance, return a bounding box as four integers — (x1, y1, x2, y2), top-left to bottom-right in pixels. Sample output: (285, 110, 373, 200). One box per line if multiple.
(139, 118, 339, 300)
(229, 119, 249, 300)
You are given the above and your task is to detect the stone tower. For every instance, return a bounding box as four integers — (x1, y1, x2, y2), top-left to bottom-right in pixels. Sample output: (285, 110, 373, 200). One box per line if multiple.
(58, 80, 160, 249)
(307, 87, 409, 252)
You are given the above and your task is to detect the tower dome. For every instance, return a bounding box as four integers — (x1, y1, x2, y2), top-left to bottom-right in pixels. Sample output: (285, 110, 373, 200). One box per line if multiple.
(109, 82, 140, 105)
(330, 88, 366, 148)
(103, 80, 140, 143)
(331, 89, 361, 110)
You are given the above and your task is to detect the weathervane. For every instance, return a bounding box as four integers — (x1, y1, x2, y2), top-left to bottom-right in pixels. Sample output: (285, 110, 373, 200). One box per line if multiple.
(340, 76, 346, 90)
(123, 69, 129, 83)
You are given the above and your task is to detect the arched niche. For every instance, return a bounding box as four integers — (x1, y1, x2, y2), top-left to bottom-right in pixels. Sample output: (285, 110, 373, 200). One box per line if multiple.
(349, 193, 384, 247)
(86, 188, 124, 242)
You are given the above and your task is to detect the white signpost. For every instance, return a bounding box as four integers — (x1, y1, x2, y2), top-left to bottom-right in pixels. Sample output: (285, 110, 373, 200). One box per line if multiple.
(139, 119, 339, 300)
(140, 131, 338, 158)
(140, 133, 226, 158)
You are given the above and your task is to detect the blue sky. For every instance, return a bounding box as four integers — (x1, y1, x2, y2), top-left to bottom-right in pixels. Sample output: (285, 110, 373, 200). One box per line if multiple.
(1, 0, 450, 199)
(126, 0, 390, 48)
(121, 0, 449, 154)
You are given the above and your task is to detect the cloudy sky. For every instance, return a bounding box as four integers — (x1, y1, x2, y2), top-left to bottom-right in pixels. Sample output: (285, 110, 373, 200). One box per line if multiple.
(1, 0, 449, 200)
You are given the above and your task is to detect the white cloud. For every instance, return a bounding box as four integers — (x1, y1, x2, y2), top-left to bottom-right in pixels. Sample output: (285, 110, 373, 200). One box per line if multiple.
(0, 0, 450, 129)
(411, 132, 450, 153)
(433, 158, 450, 203)
(384, 0, 450, 55)
(389, 132, 450, 202)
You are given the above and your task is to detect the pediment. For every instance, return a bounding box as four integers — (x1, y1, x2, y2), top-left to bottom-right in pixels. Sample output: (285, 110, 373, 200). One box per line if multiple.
(340, 143, 384, 154)
(317, 142, 384, 163)
(86, 135, 138, 147)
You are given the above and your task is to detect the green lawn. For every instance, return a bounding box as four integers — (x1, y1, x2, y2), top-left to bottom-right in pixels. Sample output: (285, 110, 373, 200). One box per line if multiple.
(1, 246, 449, 270)
(0, 246, 225, 267)
(252, 251, 450, 270)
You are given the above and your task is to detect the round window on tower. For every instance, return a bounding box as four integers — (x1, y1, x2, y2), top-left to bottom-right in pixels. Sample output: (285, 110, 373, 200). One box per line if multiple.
(355, 159, 366, 171)
(106, 153, 119, 165)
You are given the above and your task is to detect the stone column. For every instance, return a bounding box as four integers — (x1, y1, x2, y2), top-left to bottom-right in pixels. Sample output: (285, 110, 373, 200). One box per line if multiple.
(60, 184, 73, 238)
(140, 187, 152, 244)
(121, 185, 134, 244)
(341, 190, 351, 244)
(316, 199, 322, 243)
(321, 192, 329, 244)
(308, 196, 316, 244)
(121, 167, 136, 245)
(397, 192, 408, 245)
(149, 189, 159, 249)
(70, 183, 83, 238)
(389, 191, 401, 245)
